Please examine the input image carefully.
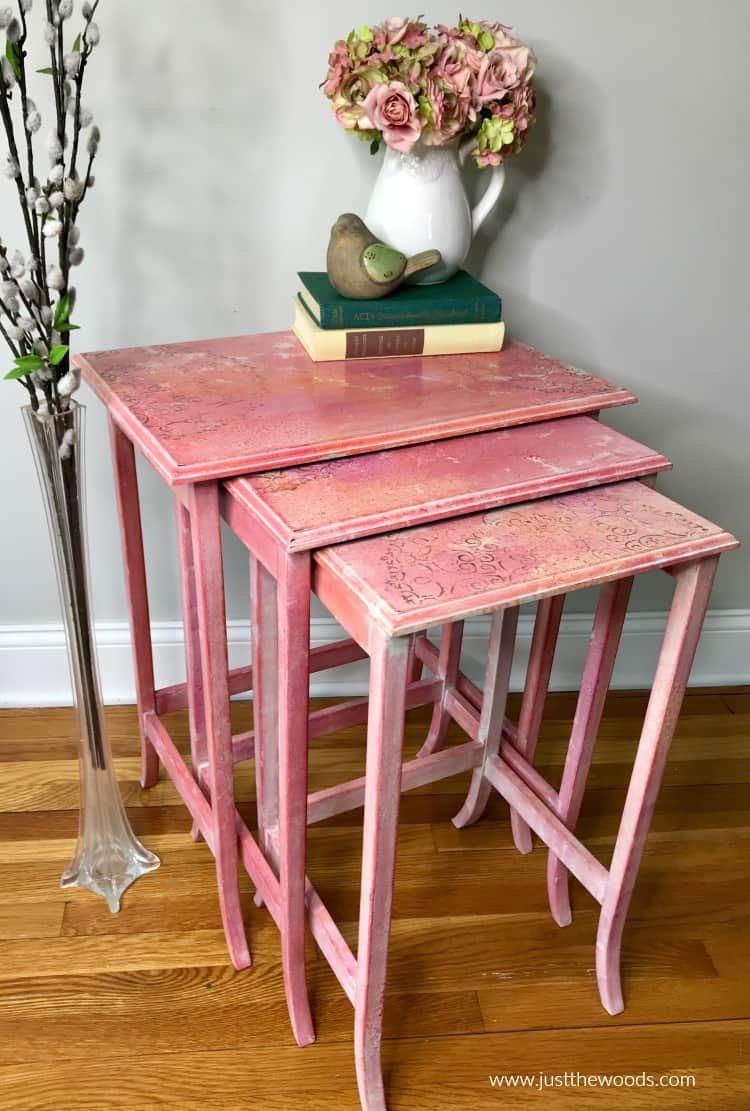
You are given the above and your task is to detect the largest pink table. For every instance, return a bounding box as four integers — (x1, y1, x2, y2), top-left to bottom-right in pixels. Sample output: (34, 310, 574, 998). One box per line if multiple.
(76, 330, 642, 1013)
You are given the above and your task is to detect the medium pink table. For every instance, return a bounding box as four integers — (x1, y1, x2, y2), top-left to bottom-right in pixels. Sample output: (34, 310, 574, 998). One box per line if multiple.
(76, 330, 642, 1018)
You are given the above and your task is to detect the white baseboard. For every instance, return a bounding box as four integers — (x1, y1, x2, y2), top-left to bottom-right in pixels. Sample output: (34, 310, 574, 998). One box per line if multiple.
(0, 610, 747, 708)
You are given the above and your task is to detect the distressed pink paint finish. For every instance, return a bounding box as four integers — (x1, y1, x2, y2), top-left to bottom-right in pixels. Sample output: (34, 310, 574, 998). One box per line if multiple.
(314, 481, 739, 638)
(354, 629, 412, 1111)
(275, 551, 316, 1047)
(225, 416, 669, 552)
(596, 557, 719, 1015)
(76, 336, 636, 486)
(547, 577, 633, 926)
(510, 595, 565, 853)
(185, 482, 251, 972)
(453, 606, 519, 829)
(417, 621, 464, 758)
(175, 500, 209, 842)
(109, 418, 159, 789)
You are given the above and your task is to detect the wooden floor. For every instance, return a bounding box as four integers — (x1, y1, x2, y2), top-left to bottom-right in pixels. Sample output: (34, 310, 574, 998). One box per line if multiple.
(0, 690, 748, 1110)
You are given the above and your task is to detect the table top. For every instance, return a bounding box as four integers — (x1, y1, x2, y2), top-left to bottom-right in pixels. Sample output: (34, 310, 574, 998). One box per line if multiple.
(76, 331, 636, 486)
(224, 416, 670, 552)
(315, 482, 738, 637)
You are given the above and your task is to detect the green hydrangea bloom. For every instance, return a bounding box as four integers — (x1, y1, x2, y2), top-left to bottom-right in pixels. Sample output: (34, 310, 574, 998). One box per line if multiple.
(477, 115, 516, 154)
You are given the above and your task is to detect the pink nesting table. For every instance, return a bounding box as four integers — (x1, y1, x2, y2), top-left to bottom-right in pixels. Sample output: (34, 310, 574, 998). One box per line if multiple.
(76, 330, 650, 1042)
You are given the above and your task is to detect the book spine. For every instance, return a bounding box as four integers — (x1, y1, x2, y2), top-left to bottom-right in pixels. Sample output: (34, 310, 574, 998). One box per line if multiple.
(317, 297, 501, 330)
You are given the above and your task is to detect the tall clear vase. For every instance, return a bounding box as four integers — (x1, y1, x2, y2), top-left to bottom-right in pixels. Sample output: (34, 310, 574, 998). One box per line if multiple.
(24, 402, 159, 912)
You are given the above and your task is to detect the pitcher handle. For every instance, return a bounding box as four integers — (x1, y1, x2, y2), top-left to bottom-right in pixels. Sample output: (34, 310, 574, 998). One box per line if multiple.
(459, 136, 506, 236)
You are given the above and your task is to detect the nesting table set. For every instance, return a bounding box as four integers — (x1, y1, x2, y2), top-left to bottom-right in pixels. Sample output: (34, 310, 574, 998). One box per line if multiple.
(78, 333, 738, 1111)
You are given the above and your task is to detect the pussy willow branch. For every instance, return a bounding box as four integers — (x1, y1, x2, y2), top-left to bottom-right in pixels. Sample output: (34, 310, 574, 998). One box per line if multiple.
(62, 1, 99, 285)
(17, 3, 41, 264)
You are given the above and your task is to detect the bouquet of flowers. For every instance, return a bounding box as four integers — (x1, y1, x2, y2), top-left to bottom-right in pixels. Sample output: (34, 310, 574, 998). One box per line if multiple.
(323, 15, 536, 167)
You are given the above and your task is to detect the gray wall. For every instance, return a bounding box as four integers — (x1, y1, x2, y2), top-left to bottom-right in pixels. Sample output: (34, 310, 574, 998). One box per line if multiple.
(1, 2, 748, 642)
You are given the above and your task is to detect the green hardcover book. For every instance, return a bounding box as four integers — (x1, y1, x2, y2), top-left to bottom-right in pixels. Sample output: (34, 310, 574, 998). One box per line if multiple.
(298, 270, 502, 330)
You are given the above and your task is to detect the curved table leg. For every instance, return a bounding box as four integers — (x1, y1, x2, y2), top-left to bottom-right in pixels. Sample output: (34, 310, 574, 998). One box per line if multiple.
(547, 578, 632, 926)
(453, 607, 519, 830)
(109, 418, 159, 789)
(418, 622, 464, 758)
(355, 630, 411, 1111)
(510, 596, 564, 854)
(188, 482, 251, 972)
(596, 558, 717, 1014)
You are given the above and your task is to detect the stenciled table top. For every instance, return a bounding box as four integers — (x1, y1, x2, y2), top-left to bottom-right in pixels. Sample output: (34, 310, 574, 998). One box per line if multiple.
(314, 481, 739, 636)
(225, 416, 670, 552)
(76, 331, 636, 486)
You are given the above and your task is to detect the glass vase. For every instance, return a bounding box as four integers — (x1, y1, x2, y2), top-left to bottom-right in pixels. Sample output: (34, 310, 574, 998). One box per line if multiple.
(23, 401, 159, 912)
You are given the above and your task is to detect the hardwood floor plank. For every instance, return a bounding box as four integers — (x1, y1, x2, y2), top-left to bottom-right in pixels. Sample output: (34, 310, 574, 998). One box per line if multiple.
(0, 1022, 746, 1110)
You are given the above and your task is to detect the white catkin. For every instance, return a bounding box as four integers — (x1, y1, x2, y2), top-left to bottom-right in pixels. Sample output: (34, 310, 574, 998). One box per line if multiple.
(25, 185, 39, 205)
(68, 224, 80, 245)
(87, 125, 100, 156)
(0, 257, 8, 274)
(0, 9, 13, 29)
(26, 110, 42, 134)
(64, 177, 85, 202)
(46, 133, 63, 162)
(68, 246, 84, 266)
(6, 16, 20, 42)
(86, 174, 95, 187)
(35, 196, 50, 216)
(43, 22, 55, 46)
(0, 57, 15, 89)
(59, 428, 76, 460)
(47, 266, 64, 290)
(6, 322, 25, 341)
(85, 21, 100, 45)
(78, 107, 93, 128)
(9, 251, 25, 278)
(63, 52, 81, 76)
(43, 220, 63, 239)
(20, 0, 34, 12)
(82, 1, 92, 17)
(34, 338, 49, 357)
(0, 279, 17, 300)
(40, 305, 53, 325)
(48, 163, 64, 185)
(2, 155, 19, 180)
(17, 315, 34, 330)
(19, 277, 38, 302)
(58, 369, 81, 399)
(58, 0, 73, 18)
(48, 191, 65, 209)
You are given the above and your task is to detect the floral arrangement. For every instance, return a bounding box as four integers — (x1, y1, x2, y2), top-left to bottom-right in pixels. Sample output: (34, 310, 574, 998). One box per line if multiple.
(0, 0, 102, 420)
(323, 15, 536, 167)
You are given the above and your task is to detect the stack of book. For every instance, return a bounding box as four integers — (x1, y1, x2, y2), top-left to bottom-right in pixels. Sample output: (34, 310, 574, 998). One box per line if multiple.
(292, 270, 504, 362)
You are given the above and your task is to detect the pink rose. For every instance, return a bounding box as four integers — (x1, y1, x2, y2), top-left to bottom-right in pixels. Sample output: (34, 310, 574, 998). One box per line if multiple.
(475, 44, 535, 102)
(384, 17, 428, 48)
(362, 80, 421, 153)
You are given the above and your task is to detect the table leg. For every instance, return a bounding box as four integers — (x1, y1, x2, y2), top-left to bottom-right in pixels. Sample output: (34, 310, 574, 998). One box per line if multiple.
(108, 417, 159, 790)
(175, 500, 209, 842)
(188, 482, 251, 971)
(355, 630, 411, 1111)
(547, 578, 632, 926)
(453, 607, 519, 829)
(596, 557, 718, 1015)
(418, 622, 464, 758)
(276, 551, 315, 1047)
(509, 596, 564, 854)
(250, 556, 279, 869)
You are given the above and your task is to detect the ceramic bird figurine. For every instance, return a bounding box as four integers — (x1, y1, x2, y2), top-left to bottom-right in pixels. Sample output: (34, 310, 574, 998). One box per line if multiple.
(326, 213, 441, 299)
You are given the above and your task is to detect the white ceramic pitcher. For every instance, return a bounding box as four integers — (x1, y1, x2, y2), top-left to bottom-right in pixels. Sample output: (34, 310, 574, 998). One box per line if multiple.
(365, 138, 506, 284)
